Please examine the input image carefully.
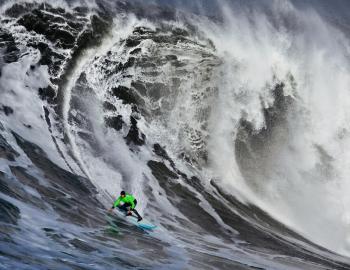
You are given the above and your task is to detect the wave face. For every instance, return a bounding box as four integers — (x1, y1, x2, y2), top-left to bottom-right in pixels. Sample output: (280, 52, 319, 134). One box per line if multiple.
(1, 0, 350, 269)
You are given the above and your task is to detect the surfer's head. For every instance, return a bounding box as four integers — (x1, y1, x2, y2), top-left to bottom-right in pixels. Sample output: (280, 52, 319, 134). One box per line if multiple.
(120, 191, 126, 197)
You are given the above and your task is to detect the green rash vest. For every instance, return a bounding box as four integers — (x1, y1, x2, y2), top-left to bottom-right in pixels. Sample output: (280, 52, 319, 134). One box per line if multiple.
(113, 194, 136, 209)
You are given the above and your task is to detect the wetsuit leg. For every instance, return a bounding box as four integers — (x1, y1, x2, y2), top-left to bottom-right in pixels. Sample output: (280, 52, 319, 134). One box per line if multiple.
(131, 199, 142, 220)
(132, 209, 142, 220)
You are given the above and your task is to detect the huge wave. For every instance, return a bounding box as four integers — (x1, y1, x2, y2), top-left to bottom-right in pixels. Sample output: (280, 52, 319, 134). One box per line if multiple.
(1, 0, 350, 269)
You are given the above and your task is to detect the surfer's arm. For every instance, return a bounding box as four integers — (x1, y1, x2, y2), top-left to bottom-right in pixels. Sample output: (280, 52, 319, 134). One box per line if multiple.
(130, 199, 135, 209)
(112, 196, 122, 208)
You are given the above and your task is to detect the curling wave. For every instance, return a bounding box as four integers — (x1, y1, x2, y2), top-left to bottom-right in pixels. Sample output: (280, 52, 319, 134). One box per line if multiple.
(1, 0, 350, 269)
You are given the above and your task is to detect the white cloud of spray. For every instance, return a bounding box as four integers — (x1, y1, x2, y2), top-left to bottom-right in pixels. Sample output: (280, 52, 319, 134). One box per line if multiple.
(194, 0, 350, 256)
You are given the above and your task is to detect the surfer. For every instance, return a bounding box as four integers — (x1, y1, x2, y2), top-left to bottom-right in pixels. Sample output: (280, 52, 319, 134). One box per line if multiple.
(109, 191, 143, 222)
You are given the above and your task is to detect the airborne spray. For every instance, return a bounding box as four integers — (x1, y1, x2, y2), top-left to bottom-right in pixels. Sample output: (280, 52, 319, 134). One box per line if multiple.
(201, 0, 350, 256)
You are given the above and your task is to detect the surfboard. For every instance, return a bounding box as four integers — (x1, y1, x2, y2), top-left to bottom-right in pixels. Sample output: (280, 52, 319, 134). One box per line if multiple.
(113, 208, 157, 230)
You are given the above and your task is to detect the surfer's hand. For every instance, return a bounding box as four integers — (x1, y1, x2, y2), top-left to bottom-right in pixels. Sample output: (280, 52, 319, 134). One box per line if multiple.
(108, 208, 113, 213)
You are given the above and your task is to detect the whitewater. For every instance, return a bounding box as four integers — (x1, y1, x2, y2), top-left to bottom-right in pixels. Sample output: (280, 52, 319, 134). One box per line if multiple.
(1, 0, 350, 269)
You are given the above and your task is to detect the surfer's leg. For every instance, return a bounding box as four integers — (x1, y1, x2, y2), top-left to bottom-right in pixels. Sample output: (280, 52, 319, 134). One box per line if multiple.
(130, 199, 142, 221)
(132, 208, 142, 221)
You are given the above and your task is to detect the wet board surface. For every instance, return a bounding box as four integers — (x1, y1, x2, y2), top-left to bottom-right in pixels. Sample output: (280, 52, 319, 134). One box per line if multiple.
(113, 208, 157, 230)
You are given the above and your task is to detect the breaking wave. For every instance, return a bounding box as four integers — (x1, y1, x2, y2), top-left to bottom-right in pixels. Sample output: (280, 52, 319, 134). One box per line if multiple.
(1, 0, 350, 269)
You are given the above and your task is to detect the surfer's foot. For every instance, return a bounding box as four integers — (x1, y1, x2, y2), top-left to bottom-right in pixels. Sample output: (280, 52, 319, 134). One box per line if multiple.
(137, 217, 143, 222)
